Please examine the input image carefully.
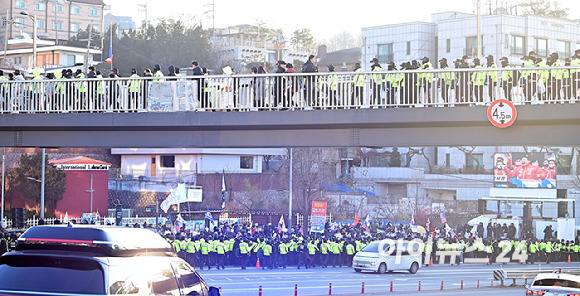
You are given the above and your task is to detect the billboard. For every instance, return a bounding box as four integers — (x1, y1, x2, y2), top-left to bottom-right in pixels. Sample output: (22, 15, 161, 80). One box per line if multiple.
(310, 201, 327, 233)
(493, 152, 556, 188)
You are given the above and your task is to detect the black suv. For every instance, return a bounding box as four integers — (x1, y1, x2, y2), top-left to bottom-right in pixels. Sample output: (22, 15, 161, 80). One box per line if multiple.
(0, 225, 220, 296)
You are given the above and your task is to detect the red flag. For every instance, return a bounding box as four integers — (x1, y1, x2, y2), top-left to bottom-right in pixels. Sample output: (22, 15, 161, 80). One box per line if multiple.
(105, 55, 113, 64)
(353, 213, 360, 226)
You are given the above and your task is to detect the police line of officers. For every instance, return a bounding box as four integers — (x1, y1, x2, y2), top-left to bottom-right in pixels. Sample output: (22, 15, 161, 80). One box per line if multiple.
(164, 231, 579, 270)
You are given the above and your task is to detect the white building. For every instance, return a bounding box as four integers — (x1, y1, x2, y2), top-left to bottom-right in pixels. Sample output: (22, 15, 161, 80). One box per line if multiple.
(362, 11, 580, 70)
(347, 146, 579, 225)
(111, 148, 287, 183)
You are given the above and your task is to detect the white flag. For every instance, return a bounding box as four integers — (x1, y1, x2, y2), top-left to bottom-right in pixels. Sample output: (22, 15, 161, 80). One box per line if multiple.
(160, 184, 188, 213)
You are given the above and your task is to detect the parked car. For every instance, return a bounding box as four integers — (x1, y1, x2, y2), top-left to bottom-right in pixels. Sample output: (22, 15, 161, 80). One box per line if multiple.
(0, 225, 220, 296)
(352, 239, 421, 274)
(526, 272, 580, 295)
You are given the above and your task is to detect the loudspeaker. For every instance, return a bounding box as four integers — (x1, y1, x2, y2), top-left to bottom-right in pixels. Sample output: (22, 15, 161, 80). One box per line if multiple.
(478, 200, 486, 214)
(12, 208, 26, 229)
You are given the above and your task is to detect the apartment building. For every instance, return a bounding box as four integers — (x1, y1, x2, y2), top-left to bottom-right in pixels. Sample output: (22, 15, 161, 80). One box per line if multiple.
(1, 0, 106, 49)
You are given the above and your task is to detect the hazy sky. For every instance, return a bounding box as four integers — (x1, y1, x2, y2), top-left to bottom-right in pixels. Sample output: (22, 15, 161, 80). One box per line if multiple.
(105, 0, 580, 40)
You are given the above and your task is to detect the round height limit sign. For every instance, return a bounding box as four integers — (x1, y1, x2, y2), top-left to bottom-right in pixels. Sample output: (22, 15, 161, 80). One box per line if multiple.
(487, 99, 517, 128)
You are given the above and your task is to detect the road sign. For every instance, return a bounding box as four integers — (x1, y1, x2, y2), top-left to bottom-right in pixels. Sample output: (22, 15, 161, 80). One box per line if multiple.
(487, 99, 517, 128)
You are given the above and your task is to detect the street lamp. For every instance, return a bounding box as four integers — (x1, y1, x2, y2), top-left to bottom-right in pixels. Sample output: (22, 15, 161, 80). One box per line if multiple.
(20, 10, 37, 69)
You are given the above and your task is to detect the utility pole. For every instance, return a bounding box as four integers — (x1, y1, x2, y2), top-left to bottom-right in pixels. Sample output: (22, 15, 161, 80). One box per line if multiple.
(288, 148, 293, 227)
(477, 0, 482, 60)
(3, 10, 12, 68)
(85, 173, 94, 213)
(138, 0, 148, 27)
(1, 148, 6, 223)
(84, 22, 93, 73)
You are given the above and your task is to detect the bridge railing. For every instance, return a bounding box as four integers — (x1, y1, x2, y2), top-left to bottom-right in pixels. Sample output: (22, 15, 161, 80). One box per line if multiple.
(1, 66, 579, 113)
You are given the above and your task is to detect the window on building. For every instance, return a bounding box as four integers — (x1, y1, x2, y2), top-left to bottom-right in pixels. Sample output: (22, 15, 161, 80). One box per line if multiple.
(70, 23, 80, 32)
(406, 41, 411, 55)
(89, 8, 98, 16)
(465, 36, 480, 57)
(66, 54, 75, 65)
(465, 153, 484, 173)
(1, 18, 6, 27)
(35, 1, 46, 11)
(53, 21, 63, 31)
(71, 6, 81, 15)
(36, 19, 46, 29)
(446, 39, 451, 53)
(445, 153, 450, 167)
(378, 43, 393, 64)
(240, 156, 254, 169)
(160, 156, 175, 168)
(16, 0, 26, 9)
(511, 35, 525, 55)
(557, 40, 570, 59)
(53, 4, 64, 13)
(557, 155, 571, 175)
(535, 38, 548, 57)
(14, 18, 26, 28)
(388, 184, 407, 198)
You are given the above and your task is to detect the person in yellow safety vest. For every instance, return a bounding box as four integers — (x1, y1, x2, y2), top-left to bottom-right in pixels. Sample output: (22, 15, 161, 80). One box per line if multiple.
(262, 240, 273, 269)
(345, 241, 355, 267)
(535, 57, 549, 101)
(93, 71, 105, 110)
(528, 240, 537, 264)
(74, 69, 87, 111)
(239, 239, 250, 269)
(153, 64, 164, 82)
(128, 68, 141, 111)
(352, 63, 364, 107)
(307, 240, 318, 267)
(199, 239, 210, 270)
(471, 58, 485, 103)
(370, 58, 383, 106)
(326, 64, 339, 107)
(215, 239, 226, 270)
(438, 58, 454, 107)
(330, 239, 341, 267)
(522, 51, 538, 102)
(318, 239, 329, 268)
(278, 239, 288, 268)
(548, 52, 564, 102)
(186, 238, 197, 267)
(485, 55, 499, 101)
(545, 240, 553, 263)
(499, 57, 513, 101)
(385, 61, 402, 106)
(419, 57, 434, 104)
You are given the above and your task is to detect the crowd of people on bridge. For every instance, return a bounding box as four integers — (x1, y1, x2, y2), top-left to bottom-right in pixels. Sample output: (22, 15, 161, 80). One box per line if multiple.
(1, 49, 580, 112)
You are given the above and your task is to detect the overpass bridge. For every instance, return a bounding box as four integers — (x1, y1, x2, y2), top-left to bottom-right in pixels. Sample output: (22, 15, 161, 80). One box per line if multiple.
(0, 67, 579, 148)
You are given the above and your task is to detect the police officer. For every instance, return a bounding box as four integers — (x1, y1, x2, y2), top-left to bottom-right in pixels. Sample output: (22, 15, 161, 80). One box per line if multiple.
(370, 58, 383, 106)
(128, 68, 140, 110)
(486, 55, 498, 101)
(570, 49, 580, 99)
(439, 58, 453, 106)
(471, 58, 485, 103)
(500, 57, 513, 101)
(326, 64, 338, 107)
(420, 57, 433, 104)
(457, 55, 471, 104)
(352, 63, 364, 107)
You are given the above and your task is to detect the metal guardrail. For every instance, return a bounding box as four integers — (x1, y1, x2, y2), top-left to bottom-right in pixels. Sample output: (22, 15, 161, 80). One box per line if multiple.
(494, 268, 580, 286)
(1, 66, 580, 113)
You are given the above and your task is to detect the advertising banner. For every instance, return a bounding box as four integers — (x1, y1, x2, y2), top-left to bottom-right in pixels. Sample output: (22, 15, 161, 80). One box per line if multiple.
(310, 201, 327, 233)
(493, 152, 556, 188)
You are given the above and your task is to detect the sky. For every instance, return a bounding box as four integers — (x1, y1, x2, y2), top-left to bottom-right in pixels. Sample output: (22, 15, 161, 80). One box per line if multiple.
(104, 0, 580, 40)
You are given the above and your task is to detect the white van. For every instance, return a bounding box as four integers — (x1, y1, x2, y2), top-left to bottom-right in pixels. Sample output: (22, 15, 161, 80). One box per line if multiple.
(352, 239, 422, 274)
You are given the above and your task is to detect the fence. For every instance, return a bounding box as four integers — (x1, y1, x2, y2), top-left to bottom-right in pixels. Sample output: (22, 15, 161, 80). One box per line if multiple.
(1, 66, 580, 113)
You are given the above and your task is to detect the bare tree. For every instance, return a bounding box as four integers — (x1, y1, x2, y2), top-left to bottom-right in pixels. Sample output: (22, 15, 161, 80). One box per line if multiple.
(318, 31, 362, 52)
(407, 147, 434, 172)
